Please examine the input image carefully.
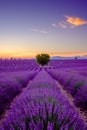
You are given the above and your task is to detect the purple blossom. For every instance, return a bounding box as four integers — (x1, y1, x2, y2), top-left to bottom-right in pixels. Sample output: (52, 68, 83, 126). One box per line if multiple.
(0, 69, 86, 130)
(75, 85, 87, 109)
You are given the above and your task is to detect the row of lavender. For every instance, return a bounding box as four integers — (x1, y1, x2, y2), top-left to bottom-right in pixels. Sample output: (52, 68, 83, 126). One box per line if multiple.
(0, 70, 39, 119)
(49, 59, 87, 76)
(47, 59, 87, 110)
(0, 59, 42, 120)
(0, 69, 87, 130)
(0, 59, 39, 72)
(49, 59, 87, 69)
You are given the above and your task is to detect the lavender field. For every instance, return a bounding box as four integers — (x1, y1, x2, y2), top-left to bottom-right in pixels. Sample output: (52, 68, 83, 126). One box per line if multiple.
(0, 59, 87, 130)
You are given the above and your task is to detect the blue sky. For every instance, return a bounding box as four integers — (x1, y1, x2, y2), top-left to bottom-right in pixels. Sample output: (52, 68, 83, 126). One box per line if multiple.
(0, 0, 87, 58)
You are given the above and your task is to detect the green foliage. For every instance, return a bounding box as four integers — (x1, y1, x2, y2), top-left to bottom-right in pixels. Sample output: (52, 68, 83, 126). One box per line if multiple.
(36, 53, 50, 66)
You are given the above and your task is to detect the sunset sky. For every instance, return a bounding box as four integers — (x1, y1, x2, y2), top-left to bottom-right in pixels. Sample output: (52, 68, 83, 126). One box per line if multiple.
(0, 0, 87, 58)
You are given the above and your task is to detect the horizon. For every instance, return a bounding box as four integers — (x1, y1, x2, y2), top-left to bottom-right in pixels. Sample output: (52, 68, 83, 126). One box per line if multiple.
(0, 51, 87, 59)
(0, 0, 87, 58)
(0, 52, 87, 59)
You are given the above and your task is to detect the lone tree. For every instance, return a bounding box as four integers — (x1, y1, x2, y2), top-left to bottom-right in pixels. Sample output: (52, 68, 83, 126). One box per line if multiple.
(36, 53, 50, 66)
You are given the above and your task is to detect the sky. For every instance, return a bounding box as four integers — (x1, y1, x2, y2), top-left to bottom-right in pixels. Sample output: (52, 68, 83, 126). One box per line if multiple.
(0, 0, 87, 58)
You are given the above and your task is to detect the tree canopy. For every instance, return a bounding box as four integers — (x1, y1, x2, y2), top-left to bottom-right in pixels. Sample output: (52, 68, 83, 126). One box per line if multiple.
(36, 53, 50, 66)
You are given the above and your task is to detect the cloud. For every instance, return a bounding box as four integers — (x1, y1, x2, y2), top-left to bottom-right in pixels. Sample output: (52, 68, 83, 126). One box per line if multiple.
(51, 23, 59, 28)
(52, 22, 67, 28)
(31, 28, 49, 34)
(65, 16, 87, 27)
(52, 16, 87, 29)
(52, 22, 67, 29)
(58, 22, 67, 28)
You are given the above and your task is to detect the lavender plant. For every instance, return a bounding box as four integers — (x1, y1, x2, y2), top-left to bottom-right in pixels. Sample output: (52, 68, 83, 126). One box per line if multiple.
(0, 71, 37, 118)
(0, 69, 86, 130)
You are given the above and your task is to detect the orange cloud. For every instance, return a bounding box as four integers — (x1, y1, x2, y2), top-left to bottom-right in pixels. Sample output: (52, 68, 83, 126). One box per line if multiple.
(52, 16, 87, 29)
(65, 16, 87, 26)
